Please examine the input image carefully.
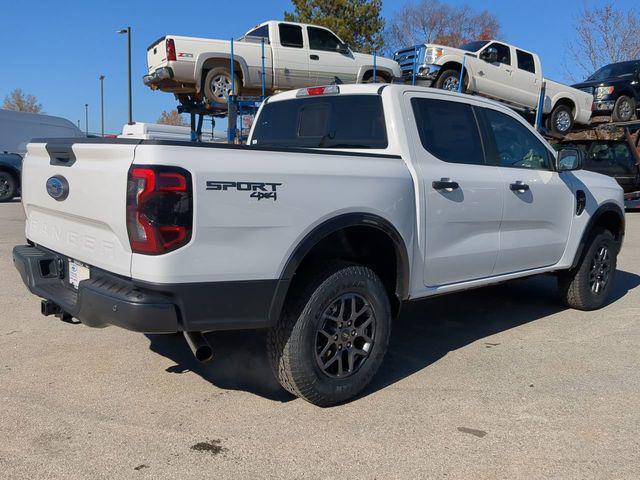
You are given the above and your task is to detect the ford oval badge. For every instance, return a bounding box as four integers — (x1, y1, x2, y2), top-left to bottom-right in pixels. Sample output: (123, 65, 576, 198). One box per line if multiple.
(46, 175, 69, 201)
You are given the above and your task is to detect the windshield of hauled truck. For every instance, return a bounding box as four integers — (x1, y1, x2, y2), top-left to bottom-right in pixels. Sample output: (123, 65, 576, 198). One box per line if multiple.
(251, 95, 388, 149)
(458, 40, 489, 52)
(587, 62, 638, 81)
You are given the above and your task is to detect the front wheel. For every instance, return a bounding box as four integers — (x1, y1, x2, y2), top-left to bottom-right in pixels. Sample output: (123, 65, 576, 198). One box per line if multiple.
(0, 172, 17, 202)
(558, 230, 617, 310)
(547, 104, 574, 136)
(267, 263, 392, 407)
(435, 69, 465, 92)
(611, 95, 636, 123)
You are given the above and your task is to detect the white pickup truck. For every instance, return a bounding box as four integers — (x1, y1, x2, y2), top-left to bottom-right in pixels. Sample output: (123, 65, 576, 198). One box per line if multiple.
(14, 84, 624, 406)
(394, 40, 594, 135)
(144, 20, 400, 105)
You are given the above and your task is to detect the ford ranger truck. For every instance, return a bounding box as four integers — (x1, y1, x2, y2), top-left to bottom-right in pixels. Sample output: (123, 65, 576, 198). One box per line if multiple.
(394, 40, 593, 136)
(144, 20, 400, 106)
(13, 84, 624, 407)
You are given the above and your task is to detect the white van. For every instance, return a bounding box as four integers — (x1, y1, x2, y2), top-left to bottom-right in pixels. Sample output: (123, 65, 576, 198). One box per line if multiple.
(0, 110, 83, 156)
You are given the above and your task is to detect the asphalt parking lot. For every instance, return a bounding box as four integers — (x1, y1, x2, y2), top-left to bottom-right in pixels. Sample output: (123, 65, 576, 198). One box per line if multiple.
(0, 201, 638, 480)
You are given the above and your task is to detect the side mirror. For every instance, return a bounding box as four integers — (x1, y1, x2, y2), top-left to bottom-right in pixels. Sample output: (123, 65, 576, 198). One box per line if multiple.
(337, 43, 350, 54)
(481, 47, 498, 63)
(557, 148, 582, 171)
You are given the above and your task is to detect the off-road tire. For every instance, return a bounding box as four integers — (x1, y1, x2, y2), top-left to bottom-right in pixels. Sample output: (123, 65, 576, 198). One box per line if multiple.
(0, 172, 17, 202)
(203, 67, 240, 105)
(611, 95, 636, 123)
(267, 262, 392, 407)
(435, 69, 465, 92)
(547, 104, 574, 136)
(558, 229, 617, 310)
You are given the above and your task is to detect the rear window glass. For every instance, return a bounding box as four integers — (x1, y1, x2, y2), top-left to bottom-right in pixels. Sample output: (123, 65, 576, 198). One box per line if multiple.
(251, 95, 388, 149)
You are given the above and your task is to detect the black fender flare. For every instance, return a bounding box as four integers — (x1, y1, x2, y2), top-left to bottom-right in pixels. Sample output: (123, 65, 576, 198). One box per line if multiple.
(570, 202, 625, 269)
(267, 213, 411, 323)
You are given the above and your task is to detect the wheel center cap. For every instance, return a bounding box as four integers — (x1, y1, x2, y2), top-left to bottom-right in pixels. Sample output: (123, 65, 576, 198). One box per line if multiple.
(341, 330, 350, 342)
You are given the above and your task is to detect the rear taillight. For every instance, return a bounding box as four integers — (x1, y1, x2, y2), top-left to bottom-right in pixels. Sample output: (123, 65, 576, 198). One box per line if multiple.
(166, 38, 177, 61)
(126, 166, 192, 255)
(296, 85, 340, 97)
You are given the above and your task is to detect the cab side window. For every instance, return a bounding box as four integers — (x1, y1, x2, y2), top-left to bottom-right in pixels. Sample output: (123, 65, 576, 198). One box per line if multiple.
(279, 24, 304, 48)
(411, 98, 485, 165)
(485, 42, 511, 65)
(308, 27, 342, 52)
(516, 50, 535, 74)
(482, 108, 551, 170)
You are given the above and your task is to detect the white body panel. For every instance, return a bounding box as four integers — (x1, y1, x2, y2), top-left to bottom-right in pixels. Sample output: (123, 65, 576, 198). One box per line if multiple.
(20, 85, 624, 304)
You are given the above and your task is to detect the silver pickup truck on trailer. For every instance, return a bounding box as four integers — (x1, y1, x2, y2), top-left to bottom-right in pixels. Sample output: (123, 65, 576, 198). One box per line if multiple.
(14, 84, 624, 406)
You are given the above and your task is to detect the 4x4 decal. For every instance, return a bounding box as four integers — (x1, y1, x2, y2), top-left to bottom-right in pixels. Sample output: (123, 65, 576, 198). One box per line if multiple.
(206, 181, 282, 201)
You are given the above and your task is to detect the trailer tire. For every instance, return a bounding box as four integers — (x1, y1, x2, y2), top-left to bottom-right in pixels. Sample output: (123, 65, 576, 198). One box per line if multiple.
(203, 67, 240, 105)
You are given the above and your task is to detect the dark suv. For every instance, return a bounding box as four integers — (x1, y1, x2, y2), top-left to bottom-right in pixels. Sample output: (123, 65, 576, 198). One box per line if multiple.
(0, 153, 22, 202)
(572, 60, 640, 122)
(556, 124, 640, 206)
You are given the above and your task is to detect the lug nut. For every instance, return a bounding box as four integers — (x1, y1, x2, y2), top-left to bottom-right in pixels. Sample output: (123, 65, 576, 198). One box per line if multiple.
(339, 323, 343, 328)
(338, 345, 343, 350)
(334, 335, 338, 340)
(347, 321, 351, 326)
(347, 342, 351, 348)
(351, 330, 356, 336)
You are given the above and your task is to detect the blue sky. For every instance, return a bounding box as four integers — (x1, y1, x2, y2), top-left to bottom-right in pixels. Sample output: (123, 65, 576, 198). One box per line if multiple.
(1, 0, 635, 134)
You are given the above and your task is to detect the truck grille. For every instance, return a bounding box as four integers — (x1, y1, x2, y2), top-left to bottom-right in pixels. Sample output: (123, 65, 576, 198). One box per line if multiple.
(394, 46, 425, 79)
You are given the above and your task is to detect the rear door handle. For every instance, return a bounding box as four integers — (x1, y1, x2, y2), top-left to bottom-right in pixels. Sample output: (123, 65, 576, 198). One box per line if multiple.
(310, 54, 319, 60)
(432, 179, 459, 191)
(510, 182, 530, 192)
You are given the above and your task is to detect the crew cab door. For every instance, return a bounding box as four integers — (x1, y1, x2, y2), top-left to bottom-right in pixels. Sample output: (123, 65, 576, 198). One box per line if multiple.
(273, 23, 310, 89)
(509, 49, 540, 109)
(406, 93, 503, 286)
(477, 106, 574, 274)
(474, 42, 520, 106)
(306, 26, 358, 85)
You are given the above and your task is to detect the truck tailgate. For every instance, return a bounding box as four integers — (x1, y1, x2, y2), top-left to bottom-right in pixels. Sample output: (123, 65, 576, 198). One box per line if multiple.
(147, 36, 167, 73)
(22, 139, 140, 277)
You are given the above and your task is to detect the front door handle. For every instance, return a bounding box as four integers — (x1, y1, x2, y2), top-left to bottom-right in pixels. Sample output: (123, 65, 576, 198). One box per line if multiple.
(432, 178, 459, 191)
(310, 54, 319, 60)
(510, 182, 530, 192)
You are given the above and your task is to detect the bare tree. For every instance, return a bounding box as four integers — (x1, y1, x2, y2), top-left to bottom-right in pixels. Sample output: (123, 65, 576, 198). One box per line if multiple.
(384, 0, 500, 54)
(566, 1, 640, 81)
(157, 110, 187, 126)
(2, 89, 43, 113)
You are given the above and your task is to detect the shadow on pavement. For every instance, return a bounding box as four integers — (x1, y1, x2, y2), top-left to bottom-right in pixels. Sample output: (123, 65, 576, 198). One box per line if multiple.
(147, 270, 640, 403)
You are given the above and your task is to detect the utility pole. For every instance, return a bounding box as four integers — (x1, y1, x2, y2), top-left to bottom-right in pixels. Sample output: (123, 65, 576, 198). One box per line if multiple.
(99, 75, 105, 137)
(117, 27, 133, 124)
(84, 104, 89, 136)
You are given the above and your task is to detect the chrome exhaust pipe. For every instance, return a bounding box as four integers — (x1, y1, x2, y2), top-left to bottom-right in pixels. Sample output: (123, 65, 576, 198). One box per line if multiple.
(183, 331, 213, 362)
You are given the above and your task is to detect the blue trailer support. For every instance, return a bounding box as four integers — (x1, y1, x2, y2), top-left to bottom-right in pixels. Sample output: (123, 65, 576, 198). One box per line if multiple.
(373, 50, 377, 81)
(535, 81, 546, 132)
(457, 56, 466, 93)
(228, 38, 236, 143)
(411, 46, 417, 86)
(261, 38, 266, 97)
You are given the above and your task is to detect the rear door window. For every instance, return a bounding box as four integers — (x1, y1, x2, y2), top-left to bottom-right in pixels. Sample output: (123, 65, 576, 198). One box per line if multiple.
(410, 97, 485, 165)
(278, 24, 304, 48)
(251, 95, 387, 149)
(516, 50, 536, 74)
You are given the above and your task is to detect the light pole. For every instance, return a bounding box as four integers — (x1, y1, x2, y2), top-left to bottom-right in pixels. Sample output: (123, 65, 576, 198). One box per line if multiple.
(84, 104, 89, 136)
(117, 27, 133, 124)
(99, 75, 105, 137)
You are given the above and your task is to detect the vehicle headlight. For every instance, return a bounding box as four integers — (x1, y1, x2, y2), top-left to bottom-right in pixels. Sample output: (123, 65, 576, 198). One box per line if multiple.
(595, 86, 614, 98)
(425, 47, 444, 64)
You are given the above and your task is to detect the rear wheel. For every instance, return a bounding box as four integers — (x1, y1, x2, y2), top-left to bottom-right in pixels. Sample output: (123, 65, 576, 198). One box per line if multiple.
(267, 262, 392, 407)
(547, 104, 574, 136)
(435, 69, 465, 92)
(558, 230, 617, 310)
(363, 73, 389, 84)
(0, 172, 16, 202)
(611, 95, 636, 123)
(203, 67, 240, 105)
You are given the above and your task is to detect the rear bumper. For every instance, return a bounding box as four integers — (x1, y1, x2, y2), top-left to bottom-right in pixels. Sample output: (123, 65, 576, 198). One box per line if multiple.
(13, 244, 287, 333)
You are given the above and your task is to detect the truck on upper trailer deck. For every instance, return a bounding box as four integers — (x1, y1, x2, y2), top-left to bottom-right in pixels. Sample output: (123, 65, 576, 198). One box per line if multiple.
(144, 20, 401, 106)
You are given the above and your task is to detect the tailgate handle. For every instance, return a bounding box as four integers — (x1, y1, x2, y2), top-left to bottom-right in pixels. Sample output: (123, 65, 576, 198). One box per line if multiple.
(45, 142, 77, 167)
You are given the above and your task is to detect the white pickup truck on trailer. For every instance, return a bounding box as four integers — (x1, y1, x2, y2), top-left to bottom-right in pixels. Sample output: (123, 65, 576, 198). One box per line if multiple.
(144, 20, 401, 105)
(14, 84, 624, 406)
(394, 40, 594, 135)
